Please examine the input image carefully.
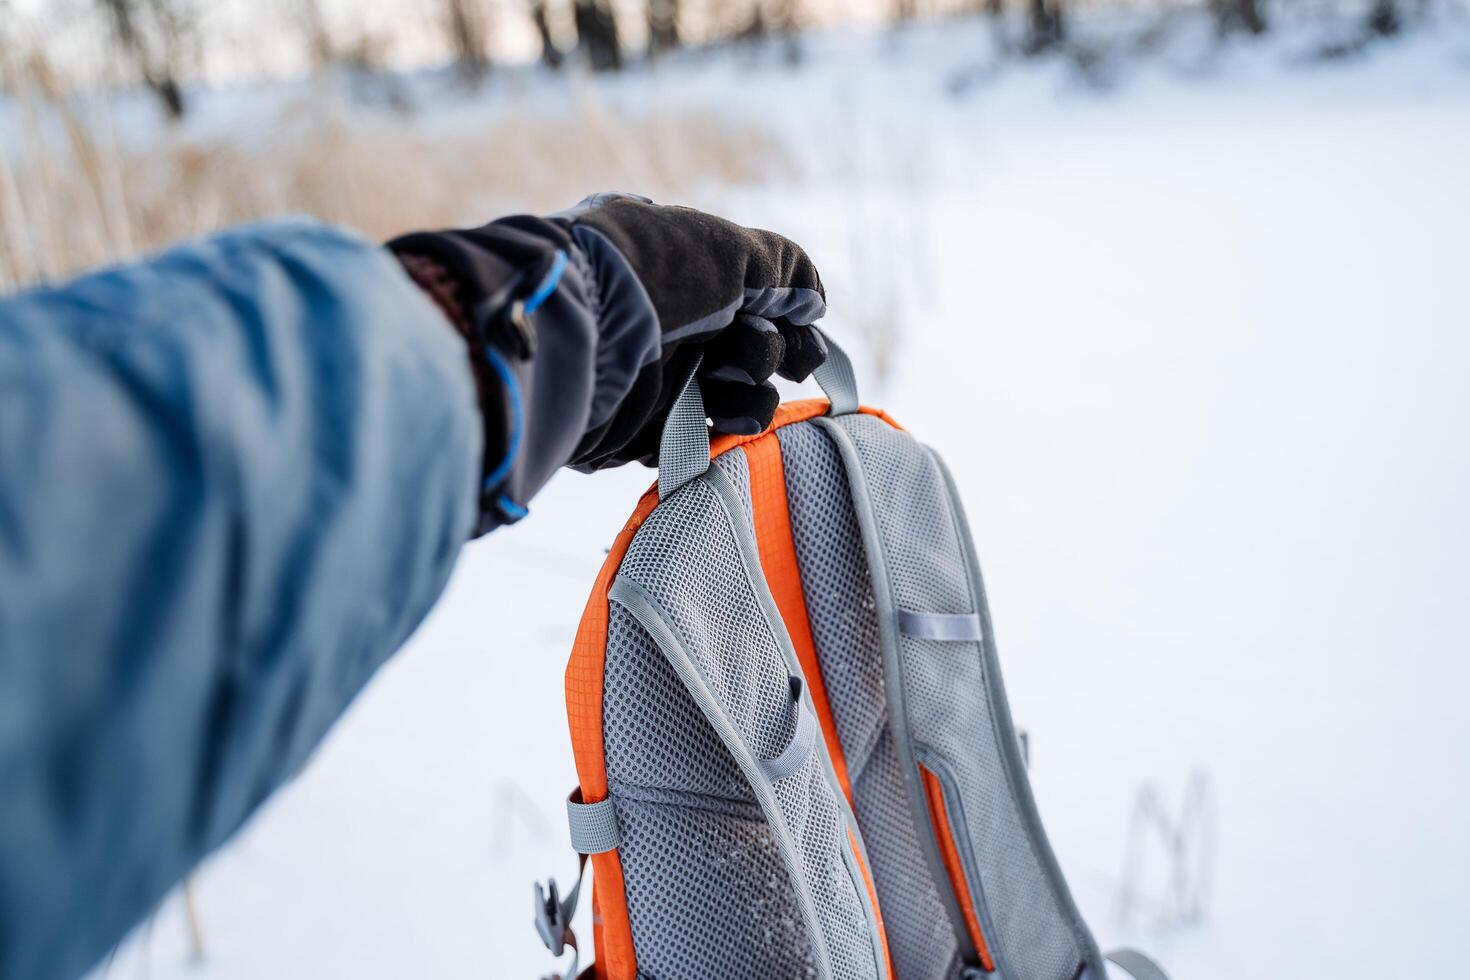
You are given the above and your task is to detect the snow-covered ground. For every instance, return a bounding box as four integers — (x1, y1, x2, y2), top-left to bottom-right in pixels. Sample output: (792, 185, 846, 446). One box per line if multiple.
(96, 15, 1470, 980)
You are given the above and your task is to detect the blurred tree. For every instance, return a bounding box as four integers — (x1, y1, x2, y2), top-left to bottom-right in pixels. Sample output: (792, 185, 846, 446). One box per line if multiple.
(772, 0, 804, 35)
(529, 0, 565, 69)
(771, 0, 804, 64)
(444, 0, 491, 80)
(1365, 0, 1400, 35)
(96, 0, 196, 119)
(1211, 0, 1267, 36)
(573, 0, 622, 71)
(693, 0, 745, 42)
(732, 0, 804, 39)
(300, 0, 336, 67)
(892, 0, 921, 21)
(291, 1, 393, 81)
(647, 0, 680, 55)
(1023, 0, 1063, 53)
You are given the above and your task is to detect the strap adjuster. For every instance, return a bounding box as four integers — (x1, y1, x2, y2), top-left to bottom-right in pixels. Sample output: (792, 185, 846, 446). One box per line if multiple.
(536, 790, 603, 980)
(533, 878, 571, 956)
(533, 866, 585, 980)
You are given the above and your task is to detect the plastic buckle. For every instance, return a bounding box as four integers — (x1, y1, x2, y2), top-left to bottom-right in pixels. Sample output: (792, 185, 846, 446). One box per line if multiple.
(533, 878, 568, 956)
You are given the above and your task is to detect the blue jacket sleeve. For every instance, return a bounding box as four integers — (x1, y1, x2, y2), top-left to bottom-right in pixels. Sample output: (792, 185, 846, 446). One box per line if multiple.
(0, 218, 481, 980)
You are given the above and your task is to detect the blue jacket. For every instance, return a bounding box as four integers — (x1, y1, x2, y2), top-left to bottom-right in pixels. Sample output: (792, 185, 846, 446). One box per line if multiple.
(0, 220, 481, 980)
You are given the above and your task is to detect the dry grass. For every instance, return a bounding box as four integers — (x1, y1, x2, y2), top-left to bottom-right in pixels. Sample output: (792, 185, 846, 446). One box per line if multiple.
(0, 59, 794, 290)
(0, 53, 918, 380)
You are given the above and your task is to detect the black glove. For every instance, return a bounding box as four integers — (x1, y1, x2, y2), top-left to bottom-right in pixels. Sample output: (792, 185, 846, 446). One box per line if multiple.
(561, 193, 828, 463)
(390, 194, 828, 535)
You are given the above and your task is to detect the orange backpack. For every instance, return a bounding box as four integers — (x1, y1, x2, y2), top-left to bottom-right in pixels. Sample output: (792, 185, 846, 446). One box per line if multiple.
(536, 339, 1167, 980)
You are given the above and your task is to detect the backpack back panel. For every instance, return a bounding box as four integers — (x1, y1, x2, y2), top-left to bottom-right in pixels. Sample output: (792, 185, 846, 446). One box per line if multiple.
(565, 400, 1105, 980)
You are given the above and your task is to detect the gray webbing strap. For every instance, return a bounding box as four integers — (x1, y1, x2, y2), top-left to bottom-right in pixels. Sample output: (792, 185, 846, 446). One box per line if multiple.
(758, 676, 818, 783)
(656, 331, 861, 499)
(811, 327, 860, 416)
(897, 610, 984, 642)
(566, 794, 621, 854)
(658, 354, 709, 500)
(1106, 948, 1171, 980)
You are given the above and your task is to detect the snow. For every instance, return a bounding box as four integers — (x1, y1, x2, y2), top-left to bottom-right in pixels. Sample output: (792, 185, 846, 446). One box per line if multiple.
(94, 15, 1470, 980)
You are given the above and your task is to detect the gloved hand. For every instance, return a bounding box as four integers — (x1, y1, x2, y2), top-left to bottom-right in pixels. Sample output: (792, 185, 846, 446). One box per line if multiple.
(561, 193, 828, 459)
(390, 194, 828, 535)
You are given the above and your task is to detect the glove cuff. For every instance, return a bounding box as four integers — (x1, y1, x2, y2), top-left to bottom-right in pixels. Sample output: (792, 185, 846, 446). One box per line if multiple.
(393, 250, 511, 534)
(389, 216, 629, 536)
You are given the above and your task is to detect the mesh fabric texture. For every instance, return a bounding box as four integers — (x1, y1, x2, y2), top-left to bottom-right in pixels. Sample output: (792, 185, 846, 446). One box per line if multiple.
(837, 413, 1085, 980)
(711, 447, 755, 539)
(616, 794, 819, 979)
(590, 407, 1092, 980)
(608, 472, 879, 980)
(604, 603, 751, 801)
(778, 421, 961, 980)
(618, 478, 798, 762)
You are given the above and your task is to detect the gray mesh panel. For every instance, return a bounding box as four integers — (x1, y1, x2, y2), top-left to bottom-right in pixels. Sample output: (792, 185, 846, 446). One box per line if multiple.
(778, 421, 960, 980)
(776, 424, 887, 775)
(615, 795, 819, 980)
(859, 732, 963, 979)
(773, 752, 885, 980)
(607, 780, 764, 822)
(612, 475, 879, 980)
(604, 604, 751, 801)
(836, 413, 1086, 980)
(619, 479, 797, 762)
(711, 447, 755, 540)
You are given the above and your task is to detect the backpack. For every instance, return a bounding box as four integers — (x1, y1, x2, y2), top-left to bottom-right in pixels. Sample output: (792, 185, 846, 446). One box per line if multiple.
(535, 336, 1168, 980)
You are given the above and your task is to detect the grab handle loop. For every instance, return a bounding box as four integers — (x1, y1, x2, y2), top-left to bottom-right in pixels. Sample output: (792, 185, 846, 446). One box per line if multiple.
(657, 354, 709, 500)
(657, 328, 859, 500)
(811, 329, 859, 415)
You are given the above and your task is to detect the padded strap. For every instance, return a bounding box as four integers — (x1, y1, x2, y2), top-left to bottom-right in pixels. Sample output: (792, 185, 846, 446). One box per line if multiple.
(656, 331, 861, 499)
(758, 676, 819, 782)
(1106, 948, 1170, 980)
(565, 792, 621, 854)
(897, 610, 984, 642)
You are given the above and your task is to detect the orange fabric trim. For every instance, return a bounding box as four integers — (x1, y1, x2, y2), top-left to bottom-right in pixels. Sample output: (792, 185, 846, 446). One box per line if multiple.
(709, 399, 900, 460)
(849, 828, 897, 980)
(740, 434, 855, 802)
(859, 405, 905, 431)
(566, 488, 659, 980)
(710, 398, 830, 458)
(589, 888, 605, 980)
(742, 429, 895, 975)
(919, 764, 995, 972)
